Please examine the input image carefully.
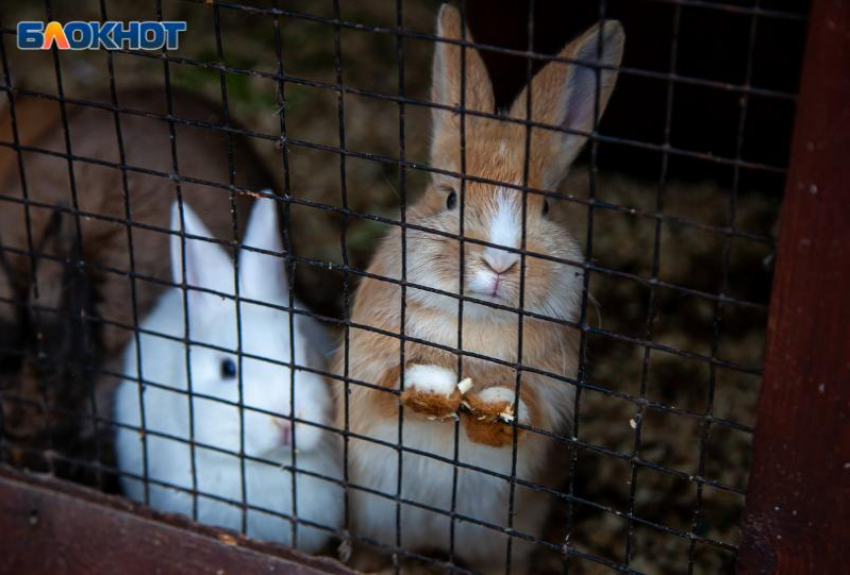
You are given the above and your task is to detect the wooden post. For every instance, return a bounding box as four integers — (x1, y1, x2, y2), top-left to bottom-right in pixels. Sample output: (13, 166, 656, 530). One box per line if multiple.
(735, 1, 850, 573)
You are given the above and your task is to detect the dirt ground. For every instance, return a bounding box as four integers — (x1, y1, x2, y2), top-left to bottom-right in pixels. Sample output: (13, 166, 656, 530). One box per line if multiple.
(1, 1, 787, 573)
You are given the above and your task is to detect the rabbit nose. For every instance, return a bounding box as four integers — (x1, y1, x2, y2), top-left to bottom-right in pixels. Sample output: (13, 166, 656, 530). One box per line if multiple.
(482, 249, 519, 275)
(272, 418, 292, 446)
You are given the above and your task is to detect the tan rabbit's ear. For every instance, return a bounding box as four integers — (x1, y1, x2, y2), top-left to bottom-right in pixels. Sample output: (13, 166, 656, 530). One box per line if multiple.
(510, 21, 625, 189)
(430, 4, 494, 174)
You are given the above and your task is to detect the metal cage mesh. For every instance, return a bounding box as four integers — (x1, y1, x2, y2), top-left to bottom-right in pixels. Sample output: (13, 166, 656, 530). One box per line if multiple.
(0, 0, 809, 573)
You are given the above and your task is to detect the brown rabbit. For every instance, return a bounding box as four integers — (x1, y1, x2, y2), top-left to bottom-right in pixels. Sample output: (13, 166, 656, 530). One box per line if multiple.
(0, 87, 273, 485)
(1, 206, 104, 484)
(334, 5, 624, 573)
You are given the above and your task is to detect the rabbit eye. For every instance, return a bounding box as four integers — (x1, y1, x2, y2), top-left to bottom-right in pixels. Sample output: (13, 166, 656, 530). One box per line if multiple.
(446, 191, 458, 210)
(542, 199, 550, 217)
(220, 358, 237, 379)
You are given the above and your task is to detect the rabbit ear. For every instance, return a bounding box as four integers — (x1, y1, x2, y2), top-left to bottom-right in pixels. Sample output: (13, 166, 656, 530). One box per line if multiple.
(509, 20, 624, 189)
(29, 206, 73, 317)
(26, 208, 95, 377)
(429, 4, 494, 174)
(238, 195, 288, 306)
(25, 207, 80, 363)
(170, 201, 234, 317)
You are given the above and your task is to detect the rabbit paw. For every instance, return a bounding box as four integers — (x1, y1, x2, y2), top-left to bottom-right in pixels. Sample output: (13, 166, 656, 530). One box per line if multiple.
(462, 387, 529, 447)
(400, 365, 462, 419)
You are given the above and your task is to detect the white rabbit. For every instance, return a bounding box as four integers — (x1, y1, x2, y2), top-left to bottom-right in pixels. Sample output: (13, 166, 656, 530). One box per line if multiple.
(114, 196, 343, 554)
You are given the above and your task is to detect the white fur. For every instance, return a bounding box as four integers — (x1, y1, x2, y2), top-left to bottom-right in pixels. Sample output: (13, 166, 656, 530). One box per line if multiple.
(114, 197, 343, 553)
(466, 267, 498, 299)
(351, 308, 573, 572)
(477, 387, 530, 425)
(406, 309, 522, 363)
(481, 191, 521, 275)
(488, 190, 520, 250)
(477, 387, 515, 404)
(404, 364, 457, 396)
(350, 409, 550, 570)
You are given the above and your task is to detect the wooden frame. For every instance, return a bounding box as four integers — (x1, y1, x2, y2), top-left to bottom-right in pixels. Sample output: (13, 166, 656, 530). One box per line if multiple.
(0, 466, 353, 575)
(735, 0, 850, 573)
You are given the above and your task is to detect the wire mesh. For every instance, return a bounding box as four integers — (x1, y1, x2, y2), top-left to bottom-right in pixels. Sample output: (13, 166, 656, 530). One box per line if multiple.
(0, 0, 809, 573)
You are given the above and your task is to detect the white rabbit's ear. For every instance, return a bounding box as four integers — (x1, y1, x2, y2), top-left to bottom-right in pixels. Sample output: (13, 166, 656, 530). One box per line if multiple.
(238, 195, 288, 306)
(429, 4, 494, 175)
(170, 201, 234, 317)
(509, 21, 625, 189)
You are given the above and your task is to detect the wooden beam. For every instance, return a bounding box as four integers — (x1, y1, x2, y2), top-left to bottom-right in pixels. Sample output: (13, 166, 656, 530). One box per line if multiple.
(0, 466, 353, 575)
(735, 0, 850, 573)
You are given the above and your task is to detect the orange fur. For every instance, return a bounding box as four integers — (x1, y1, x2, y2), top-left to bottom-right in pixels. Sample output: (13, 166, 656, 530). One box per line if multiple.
(460, 390, 522, 448)
(460, 377, 544, 447)
(401, 387, 462, 418)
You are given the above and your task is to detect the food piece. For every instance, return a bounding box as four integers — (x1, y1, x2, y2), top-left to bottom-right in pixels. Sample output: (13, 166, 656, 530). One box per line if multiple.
(457, 377, 474, 395)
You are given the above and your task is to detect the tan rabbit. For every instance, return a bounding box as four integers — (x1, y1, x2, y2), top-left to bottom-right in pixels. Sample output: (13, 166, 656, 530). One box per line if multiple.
(334, 5, 624, 573)
(0, 88, 270, 485)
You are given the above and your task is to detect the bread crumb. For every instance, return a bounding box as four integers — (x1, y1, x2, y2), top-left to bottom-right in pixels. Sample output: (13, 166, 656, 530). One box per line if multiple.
(218, 533, 238, 546)
(498, 405, 515, 423)
(338, 537, 353, 563)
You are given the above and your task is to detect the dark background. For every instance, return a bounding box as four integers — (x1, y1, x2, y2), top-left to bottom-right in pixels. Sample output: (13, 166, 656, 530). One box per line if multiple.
(467, 0, 806, 190)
